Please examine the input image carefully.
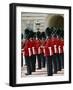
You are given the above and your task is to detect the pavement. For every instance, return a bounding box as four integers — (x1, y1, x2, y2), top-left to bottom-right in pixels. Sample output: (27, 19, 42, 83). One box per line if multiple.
(21, 65, 64, 78)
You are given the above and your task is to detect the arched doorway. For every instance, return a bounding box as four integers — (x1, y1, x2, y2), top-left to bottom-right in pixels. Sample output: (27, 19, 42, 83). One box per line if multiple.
(48, 15, 64, 28)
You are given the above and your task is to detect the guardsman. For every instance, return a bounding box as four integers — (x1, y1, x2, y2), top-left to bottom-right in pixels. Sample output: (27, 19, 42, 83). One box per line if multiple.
(60, 38, 64, 69)
(41, 32, 46, 68)
(61, 29, 64, 69)
(57, 28, 64, 69)
(45, 36, 53, 76)
(45, 27, 53, 76)
(35, 31, 42, 69)
(58, 29, 64, 69)
(23, 30, 32, 75)
(55, 35, 62, 71)
(30, 31, 36, 72)
(53, 27, 61, 71)
(51, 29, 58, 74)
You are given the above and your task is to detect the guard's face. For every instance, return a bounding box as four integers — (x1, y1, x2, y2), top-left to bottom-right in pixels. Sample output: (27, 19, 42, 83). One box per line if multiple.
(30, 38, 33, 41)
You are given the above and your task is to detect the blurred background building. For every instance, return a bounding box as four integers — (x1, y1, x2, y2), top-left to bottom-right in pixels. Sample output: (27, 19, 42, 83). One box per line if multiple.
(21, 13, 64, 39)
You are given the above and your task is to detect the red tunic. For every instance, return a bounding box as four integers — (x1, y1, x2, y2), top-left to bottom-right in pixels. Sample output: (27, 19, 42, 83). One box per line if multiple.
(51, 37, 59, 54)
(45, 39, 53, 56)
(41, 40, 46, 55)
(58, 39, 64, 54)
(35, 39, 42, 54)
(23, 40, 32, 57)
(31, 39, 36, 55)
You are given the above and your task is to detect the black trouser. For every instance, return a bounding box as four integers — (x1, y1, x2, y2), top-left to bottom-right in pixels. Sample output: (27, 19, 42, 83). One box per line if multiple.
(21, 54, 23, 67)
(52, 54, 57, 74)
(57, 53, 61, 71)
(25, 56, 32, 74)
(41, 54, 46, 68)
(60, 53, 64, 69)
(31, 55, 36, 72)
(47, 56, 53, 76)
(37, 54, 42, 69)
